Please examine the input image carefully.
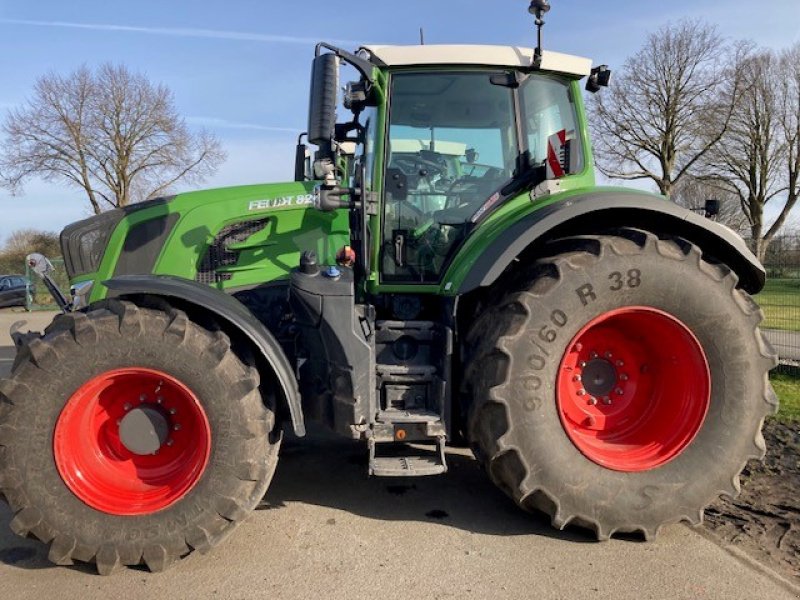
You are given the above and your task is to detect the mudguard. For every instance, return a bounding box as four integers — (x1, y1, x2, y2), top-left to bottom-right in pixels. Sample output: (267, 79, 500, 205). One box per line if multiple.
(458, 190, 765, 295)
(104, 275, 305, 436)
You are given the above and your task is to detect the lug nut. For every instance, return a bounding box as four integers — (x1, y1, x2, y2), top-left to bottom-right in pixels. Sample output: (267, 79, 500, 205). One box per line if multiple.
(590, 352, 598, 359)
(620, 374, 629, 381)
(139, 394, 147, 402)
(616, 360, 625, 367)
(573, 375, 582, 382)
(579, 361, 587, 368)
(169, 408, 177, 415)
(602, 397, 612, 405)
(605, 351, 613, 359)
(616, 388, 624, 396)
(173, 424, 182, 431)
(166, 439, 174, 447)
(588, 397, 598, 406)
(157, 396, 164, 404)
(577, 389, 587, 397)
(123, 403, 132, 411)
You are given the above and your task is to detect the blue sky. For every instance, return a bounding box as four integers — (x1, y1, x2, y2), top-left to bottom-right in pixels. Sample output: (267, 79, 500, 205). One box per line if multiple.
(0, 0, 798, 241)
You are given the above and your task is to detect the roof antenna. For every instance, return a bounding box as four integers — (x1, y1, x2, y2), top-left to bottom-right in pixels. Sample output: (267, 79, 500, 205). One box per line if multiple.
(419, 27, 425, 45)
(529, 0, 550, 69)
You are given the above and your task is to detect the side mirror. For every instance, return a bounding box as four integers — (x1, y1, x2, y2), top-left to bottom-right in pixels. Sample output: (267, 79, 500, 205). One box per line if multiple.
(308, 53, 340, 148)
(26, 253, 55, 277)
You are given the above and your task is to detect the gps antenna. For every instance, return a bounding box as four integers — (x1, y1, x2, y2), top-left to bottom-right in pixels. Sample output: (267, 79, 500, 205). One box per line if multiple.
(529, 0, 551, 68)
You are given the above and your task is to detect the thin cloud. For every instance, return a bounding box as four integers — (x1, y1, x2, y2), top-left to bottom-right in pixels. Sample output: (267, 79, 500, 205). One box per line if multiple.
(0, 18, 360, 47)
(186, 116, 300, 134)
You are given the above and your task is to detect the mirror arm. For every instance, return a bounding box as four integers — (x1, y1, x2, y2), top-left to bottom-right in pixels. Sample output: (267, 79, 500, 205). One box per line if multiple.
(315, 43, 375, 84)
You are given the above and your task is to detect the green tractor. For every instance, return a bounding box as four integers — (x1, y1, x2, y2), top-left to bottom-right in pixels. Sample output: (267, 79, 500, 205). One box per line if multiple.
(0, 2, 777, 574)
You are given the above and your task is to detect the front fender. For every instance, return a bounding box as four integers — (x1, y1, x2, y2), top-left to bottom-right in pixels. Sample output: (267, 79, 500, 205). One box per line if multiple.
(103, 275, 304, 436)
(455, 190, 764, 295)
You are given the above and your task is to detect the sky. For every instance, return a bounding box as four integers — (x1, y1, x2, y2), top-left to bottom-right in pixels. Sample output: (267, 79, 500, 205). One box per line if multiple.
(0, 0, 798, 241)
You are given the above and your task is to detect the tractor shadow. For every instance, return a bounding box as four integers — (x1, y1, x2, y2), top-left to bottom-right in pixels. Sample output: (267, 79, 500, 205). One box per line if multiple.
(263, 425, 600, 544)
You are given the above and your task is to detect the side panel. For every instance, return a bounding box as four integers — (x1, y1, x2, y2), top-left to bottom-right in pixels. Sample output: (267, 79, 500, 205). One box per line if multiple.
(444, 188, 765, 295)
(103, 275, 305, 436)
(81, 182, 350, 304)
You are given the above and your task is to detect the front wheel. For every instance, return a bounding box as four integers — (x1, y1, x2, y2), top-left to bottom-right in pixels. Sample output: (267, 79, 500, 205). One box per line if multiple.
(465, 229, 777, 540)
(0, 300, 280, 573)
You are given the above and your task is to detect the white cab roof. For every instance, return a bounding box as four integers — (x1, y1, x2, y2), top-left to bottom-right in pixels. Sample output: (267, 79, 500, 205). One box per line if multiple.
(361, 45, 592, 77)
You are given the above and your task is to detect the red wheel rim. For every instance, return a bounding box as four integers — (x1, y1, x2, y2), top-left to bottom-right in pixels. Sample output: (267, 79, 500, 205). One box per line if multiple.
(556, 307, 710, 472)
(54, 368, 211, 515)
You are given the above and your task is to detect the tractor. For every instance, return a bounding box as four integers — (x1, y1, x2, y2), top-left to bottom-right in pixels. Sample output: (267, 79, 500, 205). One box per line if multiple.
(0, 1, 777, 574)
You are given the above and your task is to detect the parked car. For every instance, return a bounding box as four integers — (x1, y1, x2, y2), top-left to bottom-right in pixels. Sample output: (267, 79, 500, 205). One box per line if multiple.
(0, 275, 33, 308)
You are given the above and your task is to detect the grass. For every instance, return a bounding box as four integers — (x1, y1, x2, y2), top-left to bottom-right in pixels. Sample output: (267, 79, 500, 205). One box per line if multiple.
(771, 369, 800, 422)
(754, 279, 800, 332)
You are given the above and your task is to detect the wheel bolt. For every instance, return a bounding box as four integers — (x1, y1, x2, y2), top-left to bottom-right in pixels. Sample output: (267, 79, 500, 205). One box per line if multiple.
(169, 408, 177, 415)
(620, 374, 629, 381)
(173, 424, 182, 431)
(166, 439, 174, 447)
(156, 396, 164, 404)
(616, 360, 624, 367)
(139, 394, 147, 402)
(573, 375, 582, 382)
(579, 361, 587, 368)
(123, 403, 132, 411)
(605, 351, 613, 359)
(616, 388, 624, 396)
(602, 397, 612, 405)
(577, 389, 587, 397)
(588, 397, 598, 406)
(590, 352, 598, 359)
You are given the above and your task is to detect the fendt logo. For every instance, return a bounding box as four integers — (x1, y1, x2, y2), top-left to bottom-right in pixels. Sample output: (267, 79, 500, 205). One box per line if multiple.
(248, 195, 314, 211)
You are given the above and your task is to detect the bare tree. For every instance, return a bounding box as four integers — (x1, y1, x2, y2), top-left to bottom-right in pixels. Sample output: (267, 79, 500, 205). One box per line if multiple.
(0, 64, 225, 214)
(0, 228, 60, 274)
(588, 20, 742, 197)
(2, 228, 60, 256)
(699, 49, 794, 260)
(776, 43, 800, 244)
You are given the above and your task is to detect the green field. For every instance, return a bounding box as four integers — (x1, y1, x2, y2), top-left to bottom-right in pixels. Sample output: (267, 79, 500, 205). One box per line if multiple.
(771, 370, 800, 422)
(755, 279, 800, 332)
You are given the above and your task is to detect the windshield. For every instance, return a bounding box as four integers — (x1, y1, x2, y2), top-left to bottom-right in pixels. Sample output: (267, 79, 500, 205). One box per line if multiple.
(381, 71, 580, 284)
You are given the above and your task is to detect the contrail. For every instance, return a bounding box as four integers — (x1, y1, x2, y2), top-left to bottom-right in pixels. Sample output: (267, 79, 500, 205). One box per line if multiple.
(186, 117, 301, 133)
(0, 18, 360, 47)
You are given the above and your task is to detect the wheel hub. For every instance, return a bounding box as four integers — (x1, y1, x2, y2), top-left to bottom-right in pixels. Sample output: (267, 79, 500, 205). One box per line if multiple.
(581, 359, 617, 397)
(118, 406, 170, 456)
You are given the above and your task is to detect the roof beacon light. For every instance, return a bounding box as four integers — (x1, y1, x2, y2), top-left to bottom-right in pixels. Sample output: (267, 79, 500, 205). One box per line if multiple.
(529, 0, 551, 68)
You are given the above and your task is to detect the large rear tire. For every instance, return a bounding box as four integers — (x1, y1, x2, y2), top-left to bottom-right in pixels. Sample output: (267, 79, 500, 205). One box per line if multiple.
(465, 229, 777, 540)
(0, 300, 280, 574)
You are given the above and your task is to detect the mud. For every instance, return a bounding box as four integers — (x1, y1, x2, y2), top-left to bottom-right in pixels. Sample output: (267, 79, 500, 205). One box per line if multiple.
(705, 420, 800, 582)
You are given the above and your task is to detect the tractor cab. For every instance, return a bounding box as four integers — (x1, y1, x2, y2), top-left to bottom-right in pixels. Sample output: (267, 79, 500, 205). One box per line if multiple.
(303, 42, 602, 289)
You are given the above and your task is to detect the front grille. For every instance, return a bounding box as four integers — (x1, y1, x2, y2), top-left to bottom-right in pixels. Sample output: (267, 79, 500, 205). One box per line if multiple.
(196, 219, 270, 284)
(60, 210, 126, 278)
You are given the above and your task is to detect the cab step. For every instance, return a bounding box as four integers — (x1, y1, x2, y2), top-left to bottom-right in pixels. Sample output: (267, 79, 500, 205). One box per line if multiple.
(368, 437, 448, 477)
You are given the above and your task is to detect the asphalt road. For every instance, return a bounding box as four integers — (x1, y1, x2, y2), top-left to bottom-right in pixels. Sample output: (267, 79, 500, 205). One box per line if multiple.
(0, 309, 797, 600)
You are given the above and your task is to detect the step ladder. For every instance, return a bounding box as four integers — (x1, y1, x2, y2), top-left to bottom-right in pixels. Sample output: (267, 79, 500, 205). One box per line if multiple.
(368, 408, 447, 477)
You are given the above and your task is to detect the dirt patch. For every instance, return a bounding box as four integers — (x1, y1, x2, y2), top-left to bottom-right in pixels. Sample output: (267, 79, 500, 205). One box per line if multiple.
(705, 419, 800, 582)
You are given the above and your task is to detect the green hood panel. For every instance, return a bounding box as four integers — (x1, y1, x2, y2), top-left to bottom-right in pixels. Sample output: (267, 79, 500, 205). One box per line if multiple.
(86, 181, 350, 303)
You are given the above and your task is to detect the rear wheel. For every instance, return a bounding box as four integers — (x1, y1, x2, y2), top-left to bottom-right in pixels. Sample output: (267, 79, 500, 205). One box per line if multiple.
(0, 300, 280, 573)
(465, 229, 777, 539)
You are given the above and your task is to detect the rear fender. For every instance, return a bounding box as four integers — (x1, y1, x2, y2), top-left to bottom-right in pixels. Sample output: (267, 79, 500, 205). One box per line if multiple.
(457, 191, 765, 295)
(103, 275, 304, 436)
